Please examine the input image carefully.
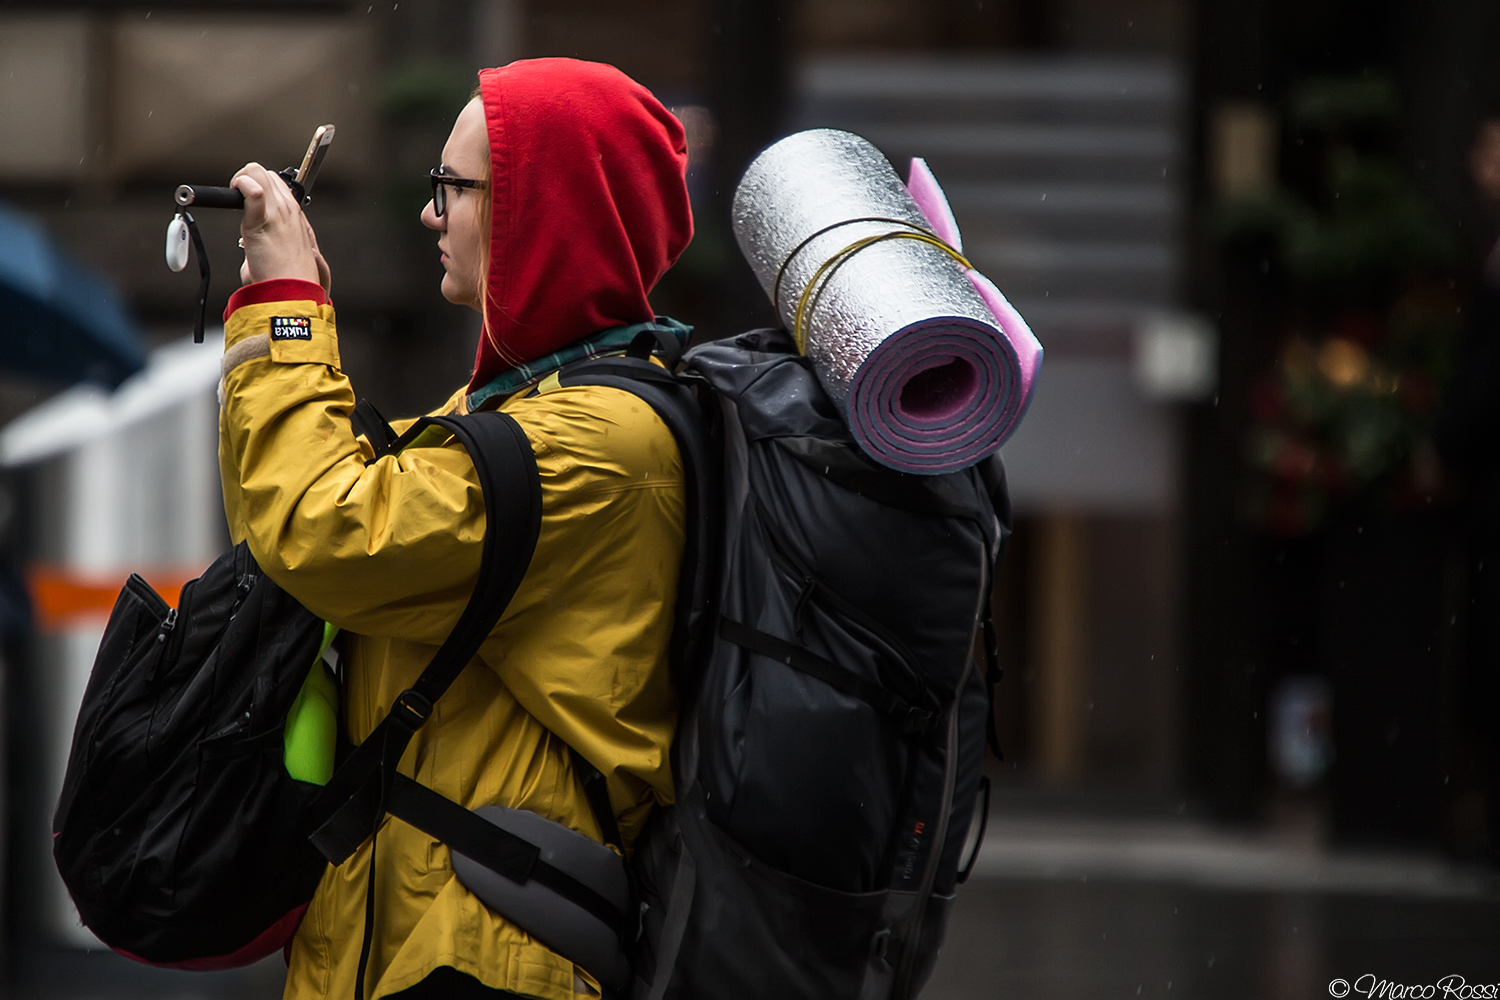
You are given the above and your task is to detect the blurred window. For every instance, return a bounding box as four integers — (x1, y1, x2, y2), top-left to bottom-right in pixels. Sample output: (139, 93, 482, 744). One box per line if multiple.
(0, 15, 91, 180)
(108, 16, 372, 183)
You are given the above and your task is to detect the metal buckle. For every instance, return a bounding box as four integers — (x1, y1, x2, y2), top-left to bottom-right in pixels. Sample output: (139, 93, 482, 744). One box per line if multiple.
(391, 689, 433, 730)
(902, 706, 935, 735)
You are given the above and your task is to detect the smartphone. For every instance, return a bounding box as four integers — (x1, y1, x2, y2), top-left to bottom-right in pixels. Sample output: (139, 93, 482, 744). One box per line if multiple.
(294, 125, 337, 198)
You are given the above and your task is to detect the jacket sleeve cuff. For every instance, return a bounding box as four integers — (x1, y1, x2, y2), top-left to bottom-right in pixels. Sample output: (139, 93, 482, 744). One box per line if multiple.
(225, 279, 328, 319)
(223, 288, 339, 372)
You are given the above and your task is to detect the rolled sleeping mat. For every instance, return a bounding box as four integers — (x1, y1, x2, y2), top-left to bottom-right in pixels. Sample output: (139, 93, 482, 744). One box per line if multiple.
(731, 128, 1042, 475)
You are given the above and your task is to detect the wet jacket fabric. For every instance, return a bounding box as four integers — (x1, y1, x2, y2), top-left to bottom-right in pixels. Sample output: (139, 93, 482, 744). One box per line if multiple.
(216, 57, 692, 1000)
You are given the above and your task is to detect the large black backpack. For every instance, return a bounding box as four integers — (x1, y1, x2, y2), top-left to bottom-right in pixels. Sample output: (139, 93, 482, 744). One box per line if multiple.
(560, 328, 1010, 1000)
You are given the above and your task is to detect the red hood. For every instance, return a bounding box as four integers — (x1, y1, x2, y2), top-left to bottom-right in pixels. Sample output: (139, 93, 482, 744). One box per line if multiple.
(469, 59, 693, 389)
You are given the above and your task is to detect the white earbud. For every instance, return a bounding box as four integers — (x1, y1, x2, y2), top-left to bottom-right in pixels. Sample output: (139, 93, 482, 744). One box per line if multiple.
(165, 215, 190, 272)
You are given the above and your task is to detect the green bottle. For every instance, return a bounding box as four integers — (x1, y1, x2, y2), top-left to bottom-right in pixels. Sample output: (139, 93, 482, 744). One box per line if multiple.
(283, 622, 340, 785)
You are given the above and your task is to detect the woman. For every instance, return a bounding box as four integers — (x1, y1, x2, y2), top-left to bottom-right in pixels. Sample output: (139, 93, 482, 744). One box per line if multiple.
(222, 59, 693, 999)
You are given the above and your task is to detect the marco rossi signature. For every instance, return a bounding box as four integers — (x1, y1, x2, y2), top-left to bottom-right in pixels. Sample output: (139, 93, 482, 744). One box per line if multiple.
(1329, 976, 1500, 998)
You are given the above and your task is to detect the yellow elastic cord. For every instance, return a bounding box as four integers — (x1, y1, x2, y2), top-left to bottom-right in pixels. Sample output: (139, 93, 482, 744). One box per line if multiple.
(792, 230, 973, 353)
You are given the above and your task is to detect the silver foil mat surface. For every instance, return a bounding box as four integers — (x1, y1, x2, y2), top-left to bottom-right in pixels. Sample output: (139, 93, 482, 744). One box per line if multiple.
(731, 128, 1039, 474)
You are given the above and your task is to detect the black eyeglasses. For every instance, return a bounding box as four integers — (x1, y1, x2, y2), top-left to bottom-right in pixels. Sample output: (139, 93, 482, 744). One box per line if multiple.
(429, 168, 487, 217)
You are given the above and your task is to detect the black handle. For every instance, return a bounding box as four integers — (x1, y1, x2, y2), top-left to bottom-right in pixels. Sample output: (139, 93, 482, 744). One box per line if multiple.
(175, 184, 244, 209)
(175, 168, 306, 210)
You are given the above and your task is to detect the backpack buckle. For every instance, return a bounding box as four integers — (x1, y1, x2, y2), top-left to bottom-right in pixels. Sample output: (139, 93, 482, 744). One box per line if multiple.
(902, 706, 936, 735)
(391, 689, 433, 731)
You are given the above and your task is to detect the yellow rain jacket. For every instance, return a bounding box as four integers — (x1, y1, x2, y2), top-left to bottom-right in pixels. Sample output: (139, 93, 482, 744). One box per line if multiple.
(218, 286, 683, 1000)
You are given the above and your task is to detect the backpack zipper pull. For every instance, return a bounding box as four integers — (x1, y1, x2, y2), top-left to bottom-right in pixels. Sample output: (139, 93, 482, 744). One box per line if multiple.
(156, 607, 177, 643)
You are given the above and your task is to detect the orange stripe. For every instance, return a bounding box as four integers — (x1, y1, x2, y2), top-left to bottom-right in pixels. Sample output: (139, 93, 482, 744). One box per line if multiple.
(28, 565, 201, 632)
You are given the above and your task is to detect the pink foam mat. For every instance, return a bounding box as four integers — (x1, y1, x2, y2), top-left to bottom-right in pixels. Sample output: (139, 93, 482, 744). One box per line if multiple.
(838, 159, 1040, 474)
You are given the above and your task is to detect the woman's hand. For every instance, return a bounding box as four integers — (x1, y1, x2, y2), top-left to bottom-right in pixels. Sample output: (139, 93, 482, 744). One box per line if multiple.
(232, 162, 332, 294)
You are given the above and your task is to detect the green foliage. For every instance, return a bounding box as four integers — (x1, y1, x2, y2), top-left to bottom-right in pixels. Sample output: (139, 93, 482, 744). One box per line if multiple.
(379, 60, 476, 128)
(1288, 74, 1399, 132)
(1217, 73, 1461, 536)
(1284, 151, 1455, 289)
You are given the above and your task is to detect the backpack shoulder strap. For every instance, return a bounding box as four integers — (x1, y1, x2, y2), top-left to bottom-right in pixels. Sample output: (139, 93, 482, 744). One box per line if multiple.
(309, 409, 542, 862)
(558, 354, 722, 700)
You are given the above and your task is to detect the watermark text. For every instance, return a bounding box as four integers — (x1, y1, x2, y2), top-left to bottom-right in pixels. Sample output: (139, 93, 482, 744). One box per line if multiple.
(1328, 976, 1500, 999)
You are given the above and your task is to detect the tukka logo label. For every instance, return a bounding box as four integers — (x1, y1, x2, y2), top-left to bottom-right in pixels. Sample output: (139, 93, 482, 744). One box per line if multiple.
(270, 317, 312, 341)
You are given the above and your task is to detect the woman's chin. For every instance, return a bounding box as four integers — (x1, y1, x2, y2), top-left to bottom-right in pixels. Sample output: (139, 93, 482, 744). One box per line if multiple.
(439, 276, 481, 309)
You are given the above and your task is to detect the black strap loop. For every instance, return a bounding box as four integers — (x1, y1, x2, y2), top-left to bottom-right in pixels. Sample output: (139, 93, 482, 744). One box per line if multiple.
(626, 326, 685, 366)
(181, 211, 210, 344)
(955, 775, 990, 885)
(351, 398, 397, 461)
(718, 617, 938, 735)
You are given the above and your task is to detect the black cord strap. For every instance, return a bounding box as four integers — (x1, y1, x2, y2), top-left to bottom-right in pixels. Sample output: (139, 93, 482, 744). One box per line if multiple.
(718, 617, 939, 735)
(981, 614, 1004, 760)
(180, 211, 210, 344)
(569, 747, 624, 851)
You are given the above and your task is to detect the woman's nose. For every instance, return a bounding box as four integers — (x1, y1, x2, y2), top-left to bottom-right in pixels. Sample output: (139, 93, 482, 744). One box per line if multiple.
(420, 199, 444, 231)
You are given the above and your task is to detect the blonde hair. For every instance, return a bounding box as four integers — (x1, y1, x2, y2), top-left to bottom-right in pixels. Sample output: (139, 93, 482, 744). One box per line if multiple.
(467, 88, 513, 371)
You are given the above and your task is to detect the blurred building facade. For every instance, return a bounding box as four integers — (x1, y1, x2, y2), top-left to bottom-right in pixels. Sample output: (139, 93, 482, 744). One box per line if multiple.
(1, 0, 1498, 951)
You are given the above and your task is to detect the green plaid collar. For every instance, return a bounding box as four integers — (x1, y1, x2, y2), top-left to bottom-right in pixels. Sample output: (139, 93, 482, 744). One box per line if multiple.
(466, 317, 692, 411)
